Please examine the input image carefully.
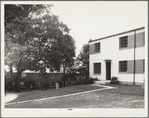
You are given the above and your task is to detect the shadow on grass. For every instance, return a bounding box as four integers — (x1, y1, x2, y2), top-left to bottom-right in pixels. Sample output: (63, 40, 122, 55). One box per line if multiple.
(101, 84, 144, 96)
(7, 84, 104, 103)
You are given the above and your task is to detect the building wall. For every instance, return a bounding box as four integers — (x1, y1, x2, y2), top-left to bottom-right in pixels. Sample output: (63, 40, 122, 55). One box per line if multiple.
(6, 73, 63, 91)
(89, 28, 145, 85)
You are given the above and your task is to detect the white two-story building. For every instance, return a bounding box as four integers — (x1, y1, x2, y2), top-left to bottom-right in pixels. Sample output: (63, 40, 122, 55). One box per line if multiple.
(89, 27, 145, 85)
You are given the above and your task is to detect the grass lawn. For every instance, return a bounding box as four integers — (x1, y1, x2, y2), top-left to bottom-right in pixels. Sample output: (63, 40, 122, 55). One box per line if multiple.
(5, 84, 144, 108)
(7, 84, 104, 103)
(103, 84, 144, 96)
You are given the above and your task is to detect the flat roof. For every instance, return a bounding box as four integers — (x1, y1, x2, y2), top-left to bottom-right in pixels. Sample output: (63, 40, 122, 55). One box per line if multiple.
(89, 27, 145, 43)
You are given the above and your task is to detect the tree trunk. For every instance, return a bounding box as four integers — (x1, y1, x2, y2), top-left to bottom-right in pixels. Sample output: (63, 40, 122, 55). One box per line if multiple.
(63, 63, 66, 87)
(45, 74, 47, 90)
(15, 72, 21, 92)
(9, 63, 13, 74)
(15, 61, 21, 92)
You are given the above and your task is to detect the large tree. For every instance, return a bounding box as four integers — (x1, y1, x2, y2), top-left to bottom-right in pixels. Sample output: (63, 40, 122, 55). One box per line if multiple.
(5, 4, 49, 74)
(76, 43, 89, 78)
(5, 4, 76, 91)
(5, 4, 51, 25)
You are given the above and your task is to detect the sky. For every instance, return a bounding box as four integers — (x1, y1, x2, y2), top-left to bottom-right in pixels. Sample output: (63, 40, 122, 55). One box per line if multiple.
(48, 1, 147, 56)
(4, 1, 147, 72)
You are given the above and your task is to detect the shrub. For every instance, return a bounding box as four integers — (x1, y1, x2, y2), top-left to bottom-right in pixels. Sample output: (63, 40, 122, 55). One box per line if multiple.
(111, 77, 119, 84)
(75, 78, 94, 85)
(93, 77, 99, 81)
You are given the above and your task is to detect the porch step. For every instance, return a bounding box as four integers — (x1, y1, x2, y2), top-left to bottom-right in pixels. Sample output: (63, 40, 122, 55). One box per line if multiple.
(94, 80, 111, 85)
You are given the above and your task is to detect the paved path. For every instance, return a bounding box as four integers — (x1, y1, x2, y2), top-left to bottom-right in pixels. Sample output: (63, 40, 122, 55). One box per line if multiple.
(4, 93, 18, 103)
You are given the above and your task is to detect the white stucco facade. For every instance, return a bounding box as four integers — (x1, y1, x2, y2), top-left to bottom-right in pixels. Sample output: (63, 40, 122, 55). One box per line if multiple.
(89, 27, 145, 85)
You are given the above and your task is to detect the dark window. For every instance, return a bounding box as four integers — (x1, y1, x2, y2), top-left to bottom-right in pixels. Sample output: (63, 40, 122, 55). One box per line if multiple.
(119, 36, 128, 48)
(95, 42, 100, 53)
(94, 63, 101, 74)
(119, 61, 127, 72)
(20, 82, 27, 88)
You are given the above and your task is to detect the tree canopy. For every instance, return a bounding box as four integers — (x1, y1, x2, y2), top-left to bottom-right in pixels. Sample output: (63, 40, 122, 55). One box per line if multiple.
(76, 43, 89, 77)
(77, 44, 89, 68)
(5, 4, 76, 91)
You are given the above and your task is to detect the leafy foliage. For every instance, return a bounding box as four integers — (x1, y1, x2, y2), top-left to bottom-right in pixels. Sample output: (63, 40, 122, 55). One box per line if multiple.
(5, 4, 76, 91)
(5, 4, 51, 25)
(74, 78, 94, 85)
(111, 77, 119, 84)
(76, 43, 89, 77)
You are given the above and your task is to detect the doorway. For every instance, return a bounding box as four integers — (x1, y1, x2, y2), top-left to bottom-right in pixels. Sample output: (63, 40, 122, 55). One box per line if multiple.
(106, 62, 111, 80)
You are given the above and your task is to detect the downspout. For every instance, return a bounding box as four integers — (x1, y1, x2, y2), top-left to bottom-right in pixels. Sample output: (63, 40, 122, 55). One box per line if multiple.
(133, 31, 136, 85)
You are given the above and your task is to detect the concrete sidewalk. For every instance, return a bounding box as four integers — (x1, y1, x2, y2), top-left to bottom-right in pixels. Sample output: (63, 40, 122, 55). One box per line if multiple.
(4, 93, 18, 103)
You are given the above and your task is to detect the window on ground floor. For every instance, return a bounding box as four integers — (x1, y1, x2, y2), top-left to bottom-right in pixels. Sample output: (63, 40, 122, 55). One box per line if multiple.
(20, 82, 27, 88)
(119, 61, 127, 72)
(94, 63, 101, 74)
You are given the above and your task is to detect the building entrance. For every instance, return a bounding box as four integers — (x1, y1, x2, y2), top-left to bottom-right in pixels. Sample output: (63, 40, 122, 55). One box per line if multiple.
(106, 62, 111, 80)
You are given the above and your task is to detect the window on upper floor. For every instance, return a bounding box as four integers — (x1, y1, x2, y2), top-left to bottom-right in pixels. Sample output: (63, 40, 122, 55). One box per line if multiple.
(94, 63, 101, 74)
(119, 61, 127, 72)
(95, 42, 100, 53)
(119, 36, 128, 48)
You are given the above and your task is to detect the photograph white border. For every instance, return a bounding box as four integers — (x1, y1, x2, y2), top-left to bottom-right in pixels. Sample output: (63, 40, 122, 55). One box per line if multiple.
(1, 1, 148, 117)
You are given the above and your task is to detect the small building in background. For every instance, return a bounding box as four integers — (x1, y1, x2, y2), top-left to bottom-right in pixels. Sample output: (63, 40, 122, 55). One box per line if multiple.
(5, 70, 63, 91)
(89, 27, 145, 85)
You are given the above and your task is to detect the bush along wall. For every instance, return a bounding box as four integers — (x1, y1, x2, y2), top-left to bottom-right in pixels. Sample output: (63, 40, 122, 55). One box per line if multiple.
(111, 77, 119, 84)
(75, 78, 94, 85)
